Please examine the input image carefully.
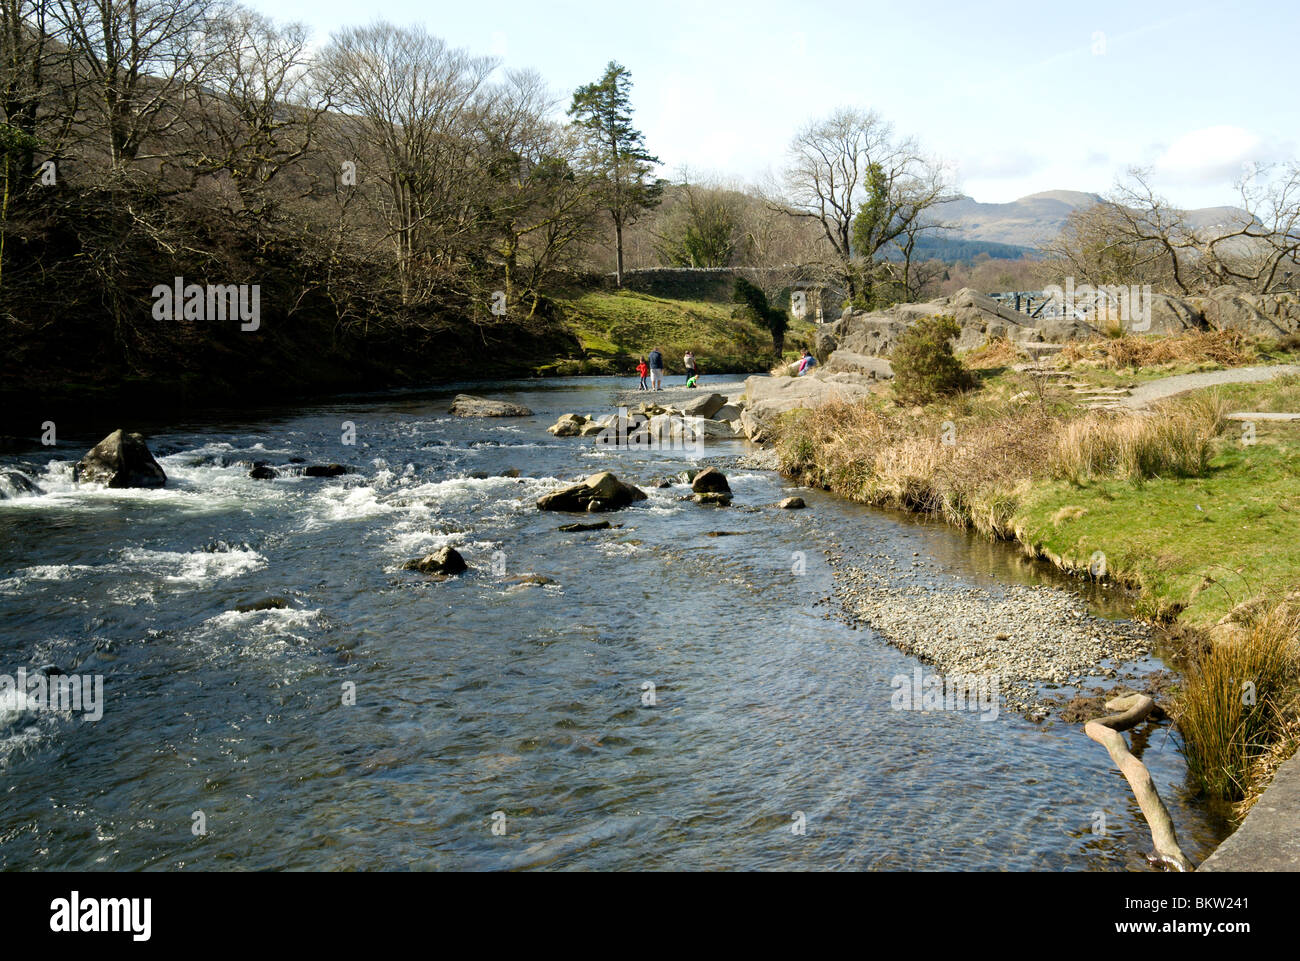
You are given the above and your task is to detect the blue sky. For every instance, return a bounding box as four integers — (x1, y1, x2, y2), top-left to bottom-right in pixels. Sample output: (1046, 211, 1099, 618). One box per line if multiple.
(249, 0, 1298, 209)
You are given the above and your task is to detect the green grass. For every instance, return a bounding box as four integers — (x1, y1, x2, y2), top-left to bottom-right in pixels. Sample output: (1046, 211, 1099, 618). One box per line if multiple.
(549, 288, 816, 375)
(1208, 373, 1300, 413)
(1015, 417, 1300, 625)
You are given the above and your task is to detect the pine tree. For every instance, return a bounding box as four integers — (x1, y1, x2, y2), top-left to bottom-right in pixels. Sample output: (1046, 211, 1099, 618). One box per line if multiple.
(568, 62, 662, 286)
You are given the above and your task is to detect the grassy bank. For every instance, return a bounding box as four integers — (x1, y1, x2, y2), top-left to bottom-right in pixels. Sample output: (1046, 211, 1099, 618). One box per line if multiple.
(772, 341, 1300, 812)
(544, 288, 816, 376)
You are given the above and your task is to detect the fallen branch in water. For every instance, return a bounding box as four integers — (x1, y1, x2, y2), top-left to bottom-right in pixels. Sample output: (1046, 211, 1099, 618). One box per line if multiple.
(1084, 693, 1193, 872)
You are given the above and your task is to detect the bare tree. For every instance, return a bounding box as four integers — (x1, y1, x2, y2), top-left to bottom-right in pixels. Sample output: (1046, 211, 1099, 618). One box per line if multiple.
(778, 107, 949, 305)
(314, 21, 495, 304)
(189, 8, 325, 216)
(53, 0, 220, 172)
(1051, 166, 1300, 296)
(476, 69, 600, 314)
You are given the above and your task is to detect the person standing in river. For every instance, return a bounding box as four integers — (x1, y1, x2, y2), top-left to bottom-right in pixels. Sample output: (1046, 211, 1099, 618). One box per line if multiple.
(647, 347, 664, 390)
(683, 350, 697, 387)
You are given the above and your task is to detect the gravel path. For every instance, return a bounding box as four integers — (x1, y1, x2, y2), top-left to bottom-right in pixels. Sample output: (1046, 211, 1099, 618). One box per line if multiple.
(1121, 364, 1300, 409)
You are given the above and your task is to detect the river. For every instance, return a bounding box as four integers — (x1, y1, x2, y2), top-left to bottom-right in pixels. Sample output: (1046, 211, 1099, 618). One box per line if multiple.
(0, 376, 1227, 870)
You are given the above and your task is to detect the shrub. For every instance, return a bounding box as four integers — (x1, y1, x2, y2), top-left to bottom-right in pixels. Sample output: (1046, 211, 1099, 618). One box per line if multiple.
(891, 315, 973, 405)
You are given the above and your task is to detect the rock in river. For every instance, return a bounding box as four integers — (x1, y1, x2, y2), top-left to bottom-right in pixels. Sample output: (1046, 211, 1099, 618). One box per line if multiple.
(303, 464, 348, 478)
(449, 394, 533, 417)
(403, 546, 468, 576)
(73, 430, 167, 488)
(0, 470, 43, 499)
(537, 471, 647, 513)
(779, 496, 806, 509)
(691, 467, 731, 495)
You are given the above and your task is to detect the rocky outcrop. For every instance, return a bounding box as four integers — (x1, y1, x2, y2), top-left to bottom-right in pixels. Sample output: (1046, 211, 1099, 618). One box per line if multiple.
(73, 430, 167, 488)
(1196, 286, 1295, 338)
(740, 369, 883, 441)
(403, 546, 468, 576)
(537, 471, 647, 513)
(449, 394, 534, 417)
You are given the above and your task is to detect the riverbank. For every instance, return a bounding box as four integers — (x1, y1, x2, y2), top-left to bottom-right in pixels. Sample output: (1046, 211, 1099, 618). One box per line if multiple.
(762, 356, 1300, 832)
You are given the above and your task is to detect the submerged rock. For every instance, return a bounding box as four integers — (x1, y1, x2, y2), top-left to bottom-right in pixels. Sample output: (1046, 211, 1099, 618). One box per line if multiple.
(303, 464, 348, 478)
(403, 546, 468, 576)
(558, 521, 613, 532)
(249, 465, 278, 480)
(537, 471, 647, 513)
(73, 429, 167, 488)
(235, 596, 290, 613)
(0, 470, 44, 499)
(449, 394, 534, 417)
(693, 491, 733, 506)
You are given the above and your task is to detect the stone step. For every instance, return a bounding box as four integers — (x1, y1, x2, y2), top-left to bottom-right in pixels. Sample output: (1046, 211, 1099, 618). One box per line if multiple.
(1226, 411, 1300, 421)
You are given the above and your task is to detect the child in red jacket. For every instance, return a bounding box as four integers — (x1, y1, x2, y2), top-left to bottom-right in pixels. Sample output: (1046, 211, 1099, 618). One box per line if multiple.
(636, 357, 649, 390)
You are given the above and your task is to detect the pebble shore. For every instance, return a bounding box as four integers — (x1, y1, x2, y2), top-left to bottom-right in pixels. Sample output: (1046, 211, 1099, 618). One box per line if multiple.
(830, 548, 1154, 717)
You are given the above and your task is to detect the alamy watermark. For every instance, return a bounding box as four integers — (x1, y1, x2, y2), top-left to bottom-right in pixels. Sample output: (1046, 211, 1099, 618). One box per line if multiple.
(593, 406, 705, 454)
(152, 276, 260, 331)
(1043, 278, 1152, 332)
(890, 668, 999, 721)
(1, 668, 103, 721)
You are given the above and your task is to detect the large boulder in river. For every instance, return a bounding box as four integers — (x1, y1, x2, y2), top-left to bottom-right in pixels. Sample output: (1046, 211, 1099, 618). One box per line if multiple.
(403, 546, 468, 576)
(73, 430, 166, 488)
(537, 471, 647, 513)
(547, 414, 589, 437)
(691, 467, 731, 495)
(681, 392, 727, 419)
(449, 394, 533, 417)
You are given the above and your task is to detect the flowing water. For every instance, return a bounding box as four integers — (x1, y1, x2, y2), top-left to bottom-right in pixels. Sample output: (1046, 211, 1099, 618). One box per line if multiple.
(0, 377, 1227, 870)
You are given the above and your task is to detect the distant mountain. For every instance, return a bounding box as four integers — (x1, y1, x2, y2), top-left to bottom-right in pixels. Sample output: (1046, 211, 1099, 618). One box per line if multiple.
(935, 190, 1105, 248)
(934, 190, 1254, 250)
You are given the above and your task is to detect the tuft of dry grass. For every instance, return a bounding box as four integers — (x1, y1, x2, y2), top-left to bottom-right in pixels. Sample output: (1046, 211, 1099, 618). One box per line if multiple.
(775, 399, 1058, 537)
(1059, 329, 1257, 369)
(1049, 393, 1228, 483)
(1176, 599, 1300, 803)
(963, 336, 1025, 370)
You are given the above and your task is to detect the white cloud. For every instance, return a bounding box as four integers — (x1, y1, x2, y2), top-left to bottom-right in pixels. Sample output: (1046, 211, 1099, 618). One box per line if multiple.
(1153, 125, 1278, 185)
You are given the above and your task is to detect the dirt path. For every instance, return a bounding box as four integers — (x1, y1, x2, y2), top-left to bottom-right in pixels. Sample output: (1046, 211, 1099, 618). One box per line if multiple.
(1120, 364, 1300, 409)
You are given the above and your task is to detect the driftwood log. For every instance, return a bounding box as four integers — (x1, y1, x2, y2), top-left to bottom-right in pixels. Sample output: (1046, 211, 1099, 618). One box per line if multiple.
(1084, 693, 1193, 872)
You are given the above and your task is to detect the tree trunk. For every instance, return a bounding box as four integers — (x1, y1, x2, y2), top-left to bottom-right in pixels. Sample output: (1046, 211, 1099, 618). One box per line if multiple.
(1084, 694, 1192, 871)
(614, 216, 624, 287)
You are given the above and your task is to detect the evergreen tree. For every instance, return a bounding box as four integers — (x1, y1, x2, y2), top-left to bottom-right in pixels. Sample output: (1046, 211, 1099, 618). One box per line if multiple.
(568, 61, 662, 285)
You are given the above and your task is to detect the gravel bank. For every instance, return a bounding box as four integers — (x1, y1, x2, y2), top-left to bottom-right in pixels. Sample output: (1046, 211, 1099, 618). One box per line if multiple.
(832, 549, 1154, 716)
